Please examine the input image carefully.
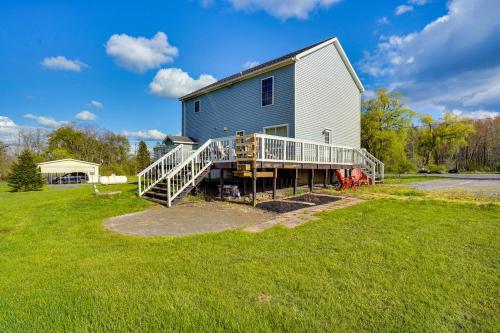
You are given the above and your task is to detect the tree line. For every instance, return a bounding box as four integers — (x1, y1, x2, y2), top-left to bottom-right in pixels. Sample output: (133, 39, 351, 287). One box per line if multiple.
(0, 125, 153, 180)
(362, 89, 499, 173)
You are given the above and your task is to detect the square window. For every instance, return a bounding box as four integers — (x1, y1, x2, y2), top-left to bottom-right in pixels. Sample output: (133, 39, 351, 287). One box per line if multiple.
(261, 77, 273, 107)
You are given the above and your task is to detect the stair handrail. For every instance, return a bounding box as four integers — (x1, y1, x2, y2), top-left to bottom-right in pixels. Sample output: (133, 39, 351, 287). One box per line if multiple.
(358, 148, 384, 181)
(354, 149, 377, 183)
(137, 144, 184, 196)
(164, 139, 215, 206)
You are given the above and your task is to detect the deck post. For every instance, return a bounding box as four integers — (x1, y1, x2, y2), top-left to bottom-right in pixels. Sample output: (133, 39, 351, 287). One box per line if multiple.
(293, 168, 298, 195)
(309, 169, 314, 192)
(220, 169, 224, 200)
(323, 169, 328, 188)
(242, 178, 246, 195)
(272, 168, 277, 199)
(252, 167, 257, 207)
(166, 177, 171, 207)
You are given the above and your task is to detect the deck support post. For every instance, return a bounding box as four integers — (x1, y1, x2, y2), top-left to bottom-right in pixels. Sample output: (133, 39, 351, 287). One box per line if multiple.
(252, 168, 257, 207)
(293, 168, 298, 195)
(323, 169, 328, 188)
(242, 178, 246, 195)
(220, 169, 224, 201)
(272, 168, 277, 199)
(309, 169, 314, 192)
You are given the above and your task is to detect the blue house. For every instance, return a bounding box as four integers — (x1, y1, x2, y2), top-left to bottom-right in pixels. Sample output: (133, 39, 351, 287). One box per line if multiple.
(138, 37, 384, 207)
(180, 37, 364, 148)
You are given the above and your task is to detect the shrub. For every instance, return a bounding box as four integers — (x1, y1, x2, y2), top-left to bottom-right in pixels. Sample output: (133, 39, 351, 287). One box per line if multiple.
(7, 149, 43, 191)
(427, 164, 447, 174)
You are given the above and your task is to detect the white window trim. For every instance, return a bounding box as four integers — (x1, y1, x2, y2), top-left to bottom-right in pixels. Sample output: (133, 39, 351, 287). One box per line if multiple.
(263, 123, 289, 137)
(261, 76, 274, 107)
(323, 128, 332, 144)
(194, 99, 201, 113)
(236, 130, 245, 136)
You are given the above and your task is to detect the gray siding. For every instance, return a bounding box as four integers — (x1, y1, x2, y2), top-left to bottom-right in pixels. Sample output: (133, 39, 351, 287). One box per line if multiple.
(183, 65, 295, 144)
(294, 43, 361, 148)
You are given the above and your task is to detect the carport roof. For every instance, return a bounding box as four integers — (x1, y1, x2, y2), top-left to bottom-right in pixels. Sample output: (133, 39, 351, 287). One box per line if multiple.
(37, 158, 100, 166)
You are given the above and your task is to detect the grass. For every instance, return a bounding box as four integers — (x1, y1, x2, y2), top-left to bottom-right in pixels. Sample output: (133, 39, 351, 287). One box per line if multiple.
(0, 181, 498, 332)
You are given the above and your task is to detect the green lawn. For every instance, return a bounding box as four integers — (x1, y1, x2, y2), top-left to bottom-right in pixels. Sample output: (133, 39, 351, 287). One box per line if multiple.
(0, 181, 498, 332)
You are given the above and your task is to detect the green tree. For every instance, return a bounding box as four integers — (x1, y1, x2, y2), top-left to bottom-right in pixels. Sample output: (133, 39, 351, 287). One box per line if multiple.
(136, 141, 151, 171)
(417, 113, 475, 167)
(361, 89, 416, 172)
(7, 149, 43, 191)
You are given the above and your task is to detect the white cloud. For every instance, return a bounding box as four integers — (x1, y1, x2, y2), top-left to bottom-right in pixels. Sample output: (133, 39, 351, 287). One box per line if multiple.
(223, 0, 342, 19)
(149, 68, 217, 99)
(377, 16, 390, 25)
(41, 56, 88, 72)
(450, 109, 499, 119)
(122, 129, 166, 140)
(359, 0, 500, 115)
(23, 114, 69, 128)
(75, 111, 96, 121)
(89, 100, 103, 109)
(0, 116, 19, 144)
(242, 60, 260, 69)
(408, 0, 431, 5)
(105, 32, 178, 72)
(395, 4, 414, 15)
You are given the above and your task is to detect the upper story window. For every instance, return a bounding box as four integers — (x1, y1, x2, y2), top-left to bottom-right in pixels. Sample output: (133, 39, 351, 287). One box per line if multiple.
(194, 100, 201, 113)
(323, 129, 332, 144)
(261, 77, 274, 107)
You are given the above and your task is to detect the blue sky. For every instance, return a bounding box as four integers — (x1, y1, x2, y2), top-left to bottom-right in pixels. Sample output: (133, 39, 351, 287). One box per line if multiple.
(1, 0, 498, 146)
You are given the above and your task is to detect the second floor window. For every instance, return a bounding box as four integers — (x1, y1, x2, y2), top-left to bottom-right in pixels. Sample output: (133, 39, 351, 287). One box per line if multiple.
(194, 100, 201, 113)
(261, 77, 273, 107)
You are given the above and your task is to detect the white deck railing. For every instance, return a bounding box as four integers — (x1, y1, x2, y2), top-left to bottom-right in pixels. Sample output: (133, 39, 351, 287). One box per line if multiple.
(137, 144, 185, 196)
(138, 134, 384, 203)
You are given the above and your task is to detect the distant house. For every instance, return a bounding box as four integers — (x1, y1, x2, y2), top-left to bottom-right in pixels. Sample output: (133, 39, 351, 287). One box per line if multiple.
(153, 136, 196, 160)
(180, 36, 364, 147)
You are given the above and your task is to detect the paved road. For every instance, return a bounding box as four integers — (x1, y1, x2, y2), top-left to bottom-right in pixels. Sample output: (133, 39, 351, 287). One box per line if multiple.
(408, 174, 500, 195)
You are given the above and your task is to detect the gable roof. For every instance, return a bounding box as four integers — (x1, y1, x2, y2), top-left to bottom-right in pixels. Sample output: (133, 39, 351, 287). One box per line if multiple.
(37, 158, 100, 166)
(164, 135, 197, 144)
(180, 37, 364, 101)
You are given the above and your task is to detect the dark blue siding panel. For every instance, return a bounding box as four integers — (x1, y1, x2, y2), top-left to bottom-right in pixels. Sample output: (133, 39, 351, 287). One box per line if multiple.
(183, 65, 295, 144)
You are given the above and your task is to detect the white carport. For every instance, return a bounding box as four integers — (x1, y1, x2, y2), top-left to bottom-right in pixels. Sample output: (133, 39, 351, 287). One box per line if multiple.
(37, 159, 100, 183)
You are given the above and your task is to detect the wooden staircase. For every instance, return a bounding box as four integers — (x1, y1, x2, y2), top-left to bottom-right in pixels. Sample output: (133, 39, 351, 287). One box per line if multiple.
(143, 165, 212, 206)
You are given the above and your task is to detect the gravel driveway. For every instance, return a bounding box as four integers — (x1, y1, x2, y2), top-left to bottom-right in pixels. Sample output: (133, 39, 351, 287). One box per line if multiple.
(408, 174, 500, 195)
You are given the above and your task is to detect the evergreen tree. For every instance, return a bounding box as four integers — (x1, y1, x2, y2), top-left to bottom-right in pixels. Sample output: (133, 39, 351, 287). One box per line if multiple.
(136, 141, 151, 171)
(7, 149, 43, 191)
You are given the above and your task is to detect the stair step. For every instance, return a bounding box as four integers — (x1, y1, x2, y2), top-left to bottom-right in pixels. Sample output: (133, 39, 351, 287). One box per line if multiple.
(145, 189, 167, 197)
(143, 196, 169, 206)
